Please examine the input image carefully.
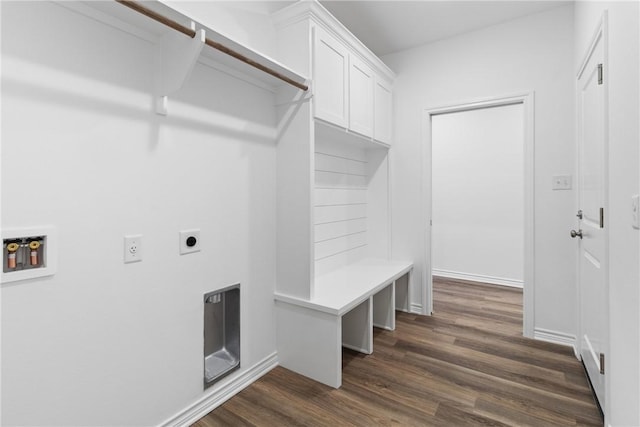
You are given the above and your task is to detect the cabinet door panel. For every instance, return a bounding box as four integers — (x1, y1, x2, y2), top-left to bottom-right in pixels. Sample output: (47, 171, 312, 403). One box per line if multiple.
(374, 79, 392, 145)
(349, 55, 374, 138)
(313, 26, 348, 127)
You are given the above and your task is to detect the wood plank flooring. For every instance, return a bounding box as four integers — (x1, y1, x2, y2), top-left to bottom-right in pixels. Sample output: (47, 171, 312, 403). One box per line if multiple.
(193, 277, 602, 426)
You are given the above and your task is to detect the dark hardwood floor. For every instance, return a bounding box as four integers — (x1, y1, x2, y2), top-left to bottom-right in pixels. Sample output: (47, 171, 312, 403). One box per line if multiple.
(193, 277, 602, 426)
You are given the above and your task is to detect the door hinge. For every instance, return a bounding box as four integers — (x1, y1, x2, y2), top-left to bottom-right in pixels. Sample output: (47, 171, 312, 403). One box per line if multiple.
(600, 353, 605, 374)
(597, 64, 603, 85)
(600, 207, 604, 228)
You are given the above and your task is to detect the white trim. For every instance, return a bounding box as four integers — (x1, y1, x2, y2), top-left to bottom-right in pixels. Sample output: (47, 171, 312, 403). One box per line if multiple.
(410, 303, 423, 314)
(534, 328, 577, 355)
(271, 1, 395, 82)
(159, 352, 278, 427)
(0, 3, 4, 424)
(423, 91, 535, 338)
(342, 344, 371, 353)
(432, 269, 523, 289)
(576, 13, 606, 78)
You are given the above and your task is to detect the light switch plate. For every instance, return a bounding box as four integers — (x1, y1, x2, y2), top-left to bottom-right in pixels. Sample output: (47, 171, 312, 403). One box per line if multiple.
(632, 195, 639, 229)
(552, 175, 572, 190)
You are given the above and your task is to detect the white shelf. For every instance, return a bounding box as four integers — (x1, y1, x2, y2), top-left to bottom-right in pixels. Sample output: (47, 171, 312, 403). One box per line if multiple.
(274, 258, 413, 315)
(315, 119, 391, 150)
(58, 1, 308, 92)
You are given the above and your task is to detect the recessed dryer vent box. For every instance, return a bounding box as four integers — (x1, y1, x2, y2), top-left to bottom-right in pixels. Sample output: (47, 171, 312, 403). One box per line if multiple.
(2, 226, 57, 284)
(203, 284, 240, 388)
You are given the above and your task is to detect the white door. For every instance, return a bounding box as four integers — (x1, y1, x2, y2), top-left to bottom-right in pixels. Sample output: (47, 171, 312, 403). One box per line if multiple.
(576, 28, 607, 411)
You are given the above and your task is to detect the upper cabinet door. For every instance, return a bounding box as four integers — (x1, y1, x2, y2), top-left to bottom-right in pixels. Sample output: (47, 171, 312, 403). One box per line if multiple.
(374, 79, 392, 145)
(313, 26, 349, 128)
(348, 55, 374, 138)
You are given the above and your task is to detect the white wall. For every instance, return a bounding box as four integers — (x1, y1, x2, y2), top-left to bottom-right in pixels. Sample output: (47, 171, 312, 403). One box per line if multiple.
(432, 104, 524, 286)
(1, 2, 278, 425)
(383, 5, 576, 335)
(574, 2, 640, 426)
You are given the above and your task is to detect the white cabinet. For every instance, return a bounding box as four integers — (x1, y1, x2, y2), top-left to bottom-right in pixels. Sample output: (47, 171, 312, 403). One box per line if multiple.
(313, 26, 349, 128)
(348, 55, 374, 138)
(273, 0, 411, 390)
(374, 78, 392, 145)
(274, 0, 398, 300)
(308, 19, 392, 144)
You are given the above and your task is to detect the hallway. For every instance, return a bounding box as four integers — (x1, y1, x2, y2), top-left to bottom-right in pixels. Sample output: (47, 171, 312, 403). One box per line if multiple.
(194, 277, 602, 426)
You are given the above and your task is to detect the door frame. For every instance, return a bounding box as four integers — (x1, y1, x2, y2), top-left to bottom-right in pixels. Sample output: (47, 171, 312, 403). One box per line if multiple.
(422, 92, 535, 337)
(575, 10, 609, 417)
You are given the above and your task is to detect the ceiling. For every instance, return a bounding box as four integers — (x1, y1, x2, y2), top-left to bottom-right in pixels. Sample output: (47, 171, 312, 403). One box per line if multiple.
(306, 1, 571, 56)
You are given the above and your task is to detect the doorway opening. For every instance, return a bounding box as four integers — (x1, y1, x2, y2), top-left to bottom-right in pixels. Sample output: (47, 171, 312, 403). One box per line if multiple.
(422, 93, 535, 337)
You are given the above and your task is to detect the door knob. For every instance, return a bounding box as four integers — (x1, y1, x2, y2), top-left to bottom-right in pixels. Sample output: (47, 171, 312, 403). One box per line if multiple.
(570, 229, 583, 239)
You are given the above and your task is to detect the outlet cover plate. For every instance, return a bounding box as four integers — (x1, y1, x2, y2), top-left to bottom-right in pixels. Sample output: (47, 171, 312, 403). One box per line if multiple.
(124, 235, 142, 263)
(552, 175, 572, 190)
(180, 230, 201, 255)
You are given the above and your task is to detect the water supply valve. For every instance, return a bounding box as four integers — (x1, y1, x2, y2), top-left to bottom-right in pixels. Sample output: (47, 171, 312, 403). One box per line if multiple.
(6, 242, 19, 269)
(3, 236, 45, 273)
(29, 240, 41, 265)
(2, 227, 56, 283)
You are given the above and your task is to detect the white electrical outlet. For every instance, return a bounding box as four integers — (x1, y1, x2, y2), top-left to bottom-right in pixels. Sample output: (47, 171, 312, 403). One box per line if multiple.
(179, 230, 200, 255)
(124, 235, 142, 263)
(552, 175, 572, 190)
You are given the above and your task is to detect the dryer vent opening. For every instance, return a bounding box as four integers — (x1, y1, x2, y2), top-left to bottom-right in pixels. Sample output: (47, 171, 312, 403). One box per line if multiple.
(204, 284, 240, 388)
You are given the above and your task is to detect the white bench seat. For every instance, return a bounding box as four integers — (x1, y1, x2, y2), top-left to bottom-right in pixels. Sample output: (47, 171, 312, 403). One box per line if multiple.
(275, 259, 413, 315)
(274, 258, 413, 388)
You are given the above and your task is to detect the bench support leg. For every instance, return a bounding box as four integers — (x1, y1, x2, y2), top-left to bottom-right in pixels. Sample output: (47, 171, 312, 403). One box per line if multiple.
(275, 301, 342, 388)
(373, 282, 396, 330)
(342, 298, 373, 354)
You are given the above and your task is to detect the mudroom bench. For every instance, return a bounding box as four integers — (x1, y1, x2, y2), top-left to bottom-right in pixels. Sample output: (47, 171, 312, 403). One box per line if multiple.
(274, 259, 413, 388)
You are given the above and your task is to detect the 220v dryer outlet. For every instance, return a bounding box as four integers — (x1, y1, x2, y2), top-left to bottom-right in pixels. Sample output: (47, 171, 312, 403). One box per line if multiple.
(180, 230, 201, 255)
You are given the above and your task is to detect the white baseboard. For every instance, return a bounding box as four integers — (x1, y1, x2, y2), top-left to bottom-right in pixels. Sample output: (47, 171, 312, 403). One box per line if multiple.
(159, 352, 278, 427)
(342, 343, 372, 354)
(534, 328, 577, 355)
(432, 269, 523, 288)
(373, 323, 394, 331)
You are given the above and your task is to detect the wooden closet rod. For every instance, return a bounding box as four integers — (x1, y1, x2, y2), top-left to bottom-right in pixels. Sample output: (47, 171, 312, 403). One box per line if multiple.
(116, 0, 309, 91)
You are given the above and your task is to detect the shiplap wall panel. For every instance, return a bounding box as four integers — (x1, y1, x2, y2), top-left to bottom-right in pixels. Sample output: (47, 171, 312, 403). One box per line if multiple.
(315, 218, 367, 242)
(315, 232, 367, 260)
(315, 171, 367, 187)
(314, 137, 369, 276)
(315, 245, 368, 277)
(315, 153, 368, 176)
(315, 188, 367, 206)
(315, 204, 367, 224)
